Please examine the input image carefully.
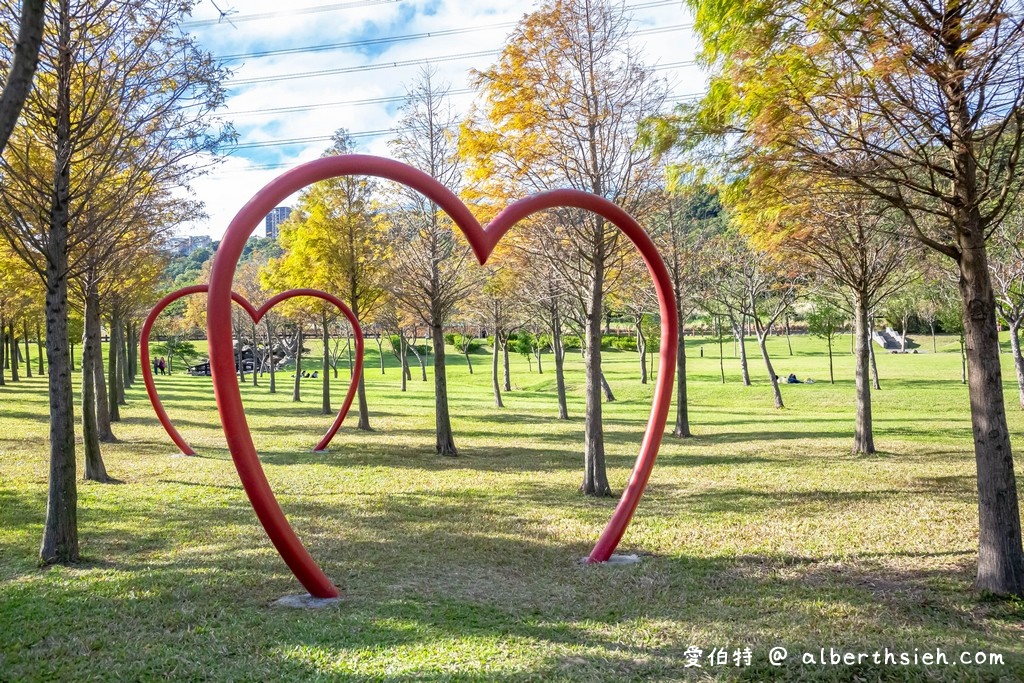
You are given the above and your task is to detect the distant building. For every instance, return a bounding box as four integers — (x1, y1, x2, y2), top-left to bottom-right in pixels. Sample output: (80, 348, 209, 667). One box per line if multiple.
(164, 234, 214, 257)
(265, 206, 292, 240)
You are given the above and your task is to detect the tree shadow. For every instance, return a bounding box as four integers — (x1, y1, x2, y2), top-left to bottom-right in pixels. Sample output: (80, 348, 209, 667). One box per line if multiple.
(3, 474, 1021, 681)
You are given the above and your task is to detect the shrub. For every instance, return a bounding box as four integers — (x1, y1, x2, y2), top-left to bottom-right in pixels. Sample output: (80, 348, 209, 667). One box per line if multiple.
(608, 335, 636, 351)
(449, 333, 482, 353)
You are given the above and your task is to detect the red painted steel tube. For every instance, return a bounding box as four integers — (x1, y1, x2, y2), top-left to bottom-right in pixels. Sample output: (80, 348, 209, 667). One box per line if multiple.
(141, 285, 363, 457)
(207, 155, 677, 598)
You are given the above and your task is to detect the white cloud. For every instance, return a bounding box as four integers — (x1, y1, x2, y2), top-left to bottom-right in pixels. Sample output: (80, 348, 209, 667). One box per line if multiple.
(178, 0, 699, 239)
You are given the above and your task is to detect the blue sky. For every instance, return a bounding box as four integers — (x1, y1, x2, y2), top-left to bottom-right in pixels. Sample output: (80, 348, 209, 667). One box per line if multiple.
(180, 0, 702, 238)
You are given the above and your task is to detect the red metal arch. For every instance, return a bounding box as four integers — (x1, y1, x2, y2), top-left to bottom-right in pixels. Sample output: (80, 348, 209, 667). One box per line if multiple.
(141, 284, 363, 456)
(207, 155, 677, 598)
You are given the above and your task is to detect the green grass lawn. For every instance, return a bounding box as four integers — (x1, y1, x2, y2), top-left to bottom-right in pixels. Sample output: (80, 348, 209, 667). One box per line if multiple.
(1, 332, 1023, 681)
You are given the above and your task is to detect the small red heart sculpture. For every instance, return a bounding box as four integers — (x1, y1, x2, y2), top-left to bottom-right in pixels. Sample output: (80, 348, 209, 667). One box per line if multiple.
(208, 155, 677, 599)
(141, 284, 363, 456)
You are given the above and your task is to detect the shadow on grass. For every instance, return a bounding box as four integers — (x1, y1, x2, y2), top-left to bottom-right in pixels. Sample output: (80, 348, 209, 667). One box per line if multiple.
(2, 478, 1018, 681)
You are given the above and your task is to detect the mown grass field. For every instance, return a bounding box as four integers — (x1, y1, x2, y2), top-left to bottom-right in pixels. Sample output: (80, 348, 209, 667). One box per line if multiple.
(1, 332, 1023, 681)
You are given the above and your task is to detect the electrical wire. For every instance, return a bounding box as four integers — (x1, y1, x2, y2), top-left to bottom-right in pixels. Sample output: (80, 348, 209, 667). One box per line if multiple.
(219, 17, 692, 62)
(186, 0, 681, 30)
(226, 24, 693, 87)
(219, 89, 702, 167)
(183, 0, 405, 28)
(229, 48, 497, 86)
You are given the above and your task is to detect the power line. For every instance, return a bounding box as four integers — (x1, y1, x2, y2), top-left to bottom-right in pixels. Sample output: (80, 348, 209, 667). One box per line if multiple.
(229, 48, 497, 86)
(230, 128, 392, 150)
(230, 89, 472, 117)
(220, 21, 516, 61)
(219, 14, 692, 62)
(229, 79, 699, 118)
(187, 0, 680, 31)
(226, 24, 693, 88)
(220, 89, 702, 167)
(183, 0, 404, 28)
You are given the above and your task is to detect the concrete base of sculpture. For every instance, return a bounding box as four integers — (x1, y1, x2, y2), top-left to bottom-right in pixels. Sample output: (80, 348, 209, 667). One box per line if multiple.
(583, 553, 642, 565)
(271, 593, 343, 609)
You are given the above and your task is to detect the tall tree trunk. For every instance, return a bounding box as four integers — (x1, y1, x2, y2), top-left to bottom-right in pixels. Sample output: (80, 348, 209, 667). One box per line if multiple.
(348, 310, 370, 431)
(931, 320, 937, 354)
(266, 320, 276, 393)
(958, 233, 1024, 596)
(785, 314, 793, 355)
(40, 19, 79, 559)
(462, 326, 474, 375)
(757, 332, 784, 409)
(868, 316, 881, 390)
(93, 309, 113, 438)
(432, 322, 457, 456)
(251, 322, 259, 387)
(734, 317, 751, 386)
(551, 312, 569, 420)
(636, 317, 647, 384)
(399, 334, 408, 392)
(236, 330, 246, 383)
(321, 314, 331, 415)
(1010, 319, 1024, 411)
(960, 336, 967, 384)
(106, 316, 120, 422)
(329, 338, 338, 378)
(375, 335, 385, 374)
(0, 321, 5, 386)
(403, 335, 411, 385)
(718, 317, 725, 383)
(119, 320, 130, 395)
(292, 327, 302, 402)
(491, 334, 503, 408)
(130, 321, 139, 381)
(600, 372, 615, 402)
(86, 289, 114, 442)
(264, 321, 276, 395)
(406, 335, 426, 382)
(6, 322, 13, 372)
(356, 371, 370, 431)
(346, 331, 353, 377)
(14, 323, 22, 363)
(23, 320, 31, 377)
(852, 293, 875, 455)
(827, 334, 834, 385)
(82, 284, 112, 480)
(36, 320, 44, 375)
(501, 334, 511, 392)
(535, 343, 543, 374)
(674, 315, 691, 437)
(581, 239, 611, 497)
(650, 341, 655, 381)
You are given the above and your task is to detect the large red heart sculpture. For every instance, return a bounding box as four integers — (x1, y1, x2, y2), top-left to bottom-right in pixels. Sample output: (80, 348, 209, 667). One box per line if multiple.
(208, 155, 677, 599)
(141, 284, 363, 456)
